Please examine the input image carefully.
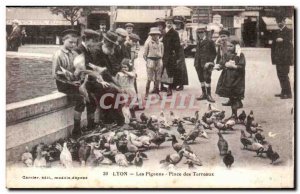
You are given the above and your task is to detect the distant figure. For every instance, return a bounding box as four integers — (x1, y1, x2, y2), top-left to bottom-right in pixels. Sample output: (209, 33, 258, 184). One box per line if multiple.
(125, 23, 140, 64)
(7, 20, 22, 51)
(271, 16, 293, 99)
(21, 27, 27, 45)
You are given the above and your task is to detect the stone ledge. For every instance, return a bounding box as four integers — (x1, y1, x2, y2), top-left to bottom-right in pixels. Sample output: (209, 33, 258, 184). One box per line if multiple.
(6, 92, 72, 126)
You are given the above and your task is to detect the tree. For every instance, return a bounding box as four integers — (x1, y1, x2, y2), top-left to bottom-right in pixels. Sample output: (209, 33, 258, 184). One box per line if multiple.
(50, 6, 90, 28)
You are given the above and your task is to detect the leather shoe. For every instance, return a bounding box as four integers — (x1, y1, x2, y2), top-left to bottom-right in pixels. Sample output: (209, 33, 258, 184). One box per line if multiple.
(196, 94, 207, 101)
(274, 93, 282, 97)
(222, 100, 232, 106)
(280, 94, 292, 99)
(207, 95, 215, 103)
(176, 85, 184, 91)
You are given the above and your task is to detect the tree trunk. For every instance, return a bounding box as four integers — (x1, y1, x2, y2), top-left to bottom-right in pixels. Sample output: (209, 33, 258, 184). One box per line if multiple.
(71, 20, 75, 28)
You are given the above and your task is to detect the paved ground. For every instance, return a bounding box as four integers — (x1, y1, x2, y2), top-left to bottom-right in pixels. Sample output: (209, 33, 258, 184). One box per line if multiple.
(9, 45, 294, 171)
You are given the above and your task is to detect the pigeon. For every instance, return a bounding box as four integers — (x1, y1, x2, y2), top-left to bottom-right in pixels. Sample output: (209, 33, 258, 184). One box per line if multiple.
(240, 130, 253, 149)
(140, 113, 149, 123)
(21, 146, 33, 167)
(115, 152, 129, 167)
(160, 150, 184, 166)
(266, 145, 280, 164)
(184, 127, 200, 143)
(177, 121, 186, 135)
(255, 130, 265, 143)
(238, 110, 247, 124)
(170, 111, 180, 125)
(134, 151, 148, 167)
(33, 145, 47, 168)
(78, 140, 91, 166)
(183, 111, 199, 124)
(60, 142, 73, 168)
(150, 132, 167, 148)
(217, 132, 228, 155)
(214, 110, 226, 122)
(223, 150, 234, 168)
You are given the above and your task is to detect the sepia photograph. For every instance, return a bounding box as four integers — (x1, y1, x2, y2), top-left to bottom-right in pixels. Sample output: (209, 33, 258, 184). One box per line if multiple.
(5, 5, 295, 189)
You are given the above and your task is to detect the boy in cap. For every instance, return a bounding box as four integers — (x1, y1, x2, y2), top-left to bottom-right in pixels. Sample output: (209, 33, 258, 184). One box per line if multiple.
(125, 23, 140, 63)
(7, 19, 22, 51)
(112, 28, 131, 75)
(194, 27, 217, 102)
(143, 27, 164, 99)
(52, 29, 84, 137)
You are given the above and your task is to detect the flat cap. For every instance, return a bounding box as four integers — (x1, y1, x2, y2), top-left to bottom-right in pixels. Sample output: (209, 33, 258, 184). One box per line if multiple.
(129, 33, 140, 41)
(61, 29, 79, 37)
(125, 23, 134, 28)
(83, 29, 100, 38)
(219, 29, 230, 36)
(115, 28, 128, 37)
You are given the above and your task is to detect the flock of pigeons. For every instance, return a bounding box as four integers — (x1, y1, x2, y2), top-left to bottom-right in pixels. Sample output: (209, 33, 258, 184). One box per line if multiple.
(20, 104, 280, 169)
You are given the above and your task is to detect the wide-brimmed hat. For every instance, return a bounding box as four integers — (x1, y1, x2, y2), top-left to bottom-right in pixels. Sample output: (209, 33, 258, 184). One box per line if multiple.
(83, 29, 100, 39)
(155, 18, 166, 24)
(103, 31, 119, 45)
(61, 29, 79, 37)
(148, 27, 161, 35)
(173, 16, 185, 24)
(129, 33, 140, 41)
(165, 16, 174, 22)
(196, 27, 207, 33)
(125, 23, 134, 28)
(115, 28, 128, 37)
(219, 29, 230, 36)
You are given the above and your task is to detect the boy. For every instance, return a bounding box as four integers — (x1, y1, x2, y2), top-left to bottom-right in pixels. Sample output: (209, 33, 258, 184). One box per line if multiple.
(143, 27, 164, 99)
(52, 29, 83, 138)
(194, 27, 217, 103)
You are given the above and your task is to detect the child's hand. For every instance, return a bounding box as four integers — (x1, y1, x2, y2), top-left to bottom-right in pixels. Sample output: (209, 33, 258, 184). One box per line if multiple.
(100, 81, 110, 88)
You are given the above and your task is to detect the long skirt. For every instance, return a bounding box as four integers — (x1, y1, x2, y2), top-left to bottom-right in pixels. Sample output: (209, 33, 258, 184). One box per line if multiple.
(173, 47, 189, 86)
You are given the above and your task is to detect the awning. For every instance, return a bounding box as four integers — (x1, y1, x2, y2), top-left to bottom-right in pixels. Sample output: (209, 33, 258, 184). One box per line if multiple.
(116, 9, 171, 23)
(262, 17, 293, 30)
(6, 7, 73, 26)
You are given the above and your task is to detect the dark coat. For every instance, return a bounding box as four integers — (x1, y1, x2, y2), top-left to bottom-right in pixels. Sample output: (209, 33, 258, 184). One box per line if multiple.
(271, 26, 293, 66)
(216, 53, 246, 99)
(74, 44, 94, 65)
(194, 38, 217, 69)
(162, 28, 181, 78)
(7, 26, 22, 51)
(173, 46, 189, 86)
